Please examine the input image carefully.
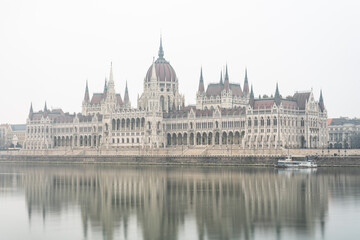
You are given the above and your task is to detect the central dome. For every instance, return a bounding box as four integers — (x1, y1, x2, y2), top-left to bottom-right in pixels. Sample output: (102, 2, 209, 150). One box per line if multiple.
(145, 38, 177, 82)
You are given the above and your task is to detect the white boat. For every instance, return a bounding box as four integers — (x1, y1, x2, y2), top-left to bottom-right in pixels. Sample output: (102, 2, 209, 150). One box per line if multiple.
(274, 156, 317, 168)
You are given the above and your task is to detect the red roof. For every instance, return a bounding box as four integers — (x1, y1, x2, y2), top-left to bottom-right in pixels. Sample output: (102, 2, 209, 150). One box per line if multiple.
(90, 93, 104, 105)
(145, 59, 177, 83)
(253, 99, 275, 109)
(281, 100, 298, 109)
(205, 83, 243, 97)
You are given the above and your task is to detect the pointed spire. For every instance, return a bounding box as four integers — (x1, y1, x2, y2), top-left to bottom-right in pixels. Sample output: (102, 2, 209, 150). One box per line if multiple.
(224, 64, 230, 90)
(243, 68, 249, 96)
(274, 83, 281, 105)
(319, 89, 325, 112)
(84, 80, 90, 102)
(124, 81, 130, 106)
(275, 82, 280, 98)
(225, 64, 229, 81)
(250, 84, 254, 99)
(109, 62, 114, 84)
(44, 101, 48, 112)
(158, 35, 164, 59)
(220, 71, 223, 84)
(29, 102, 33, 118)
(319, 89, 323, 102)
(103, 77, 108, 93)
(198, 67, 205, 93)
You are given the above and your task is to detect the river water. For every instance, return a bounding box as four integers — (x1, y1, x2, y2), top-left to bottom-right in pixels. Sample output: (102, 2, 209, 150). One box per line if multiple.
(0, 163, 359, 240)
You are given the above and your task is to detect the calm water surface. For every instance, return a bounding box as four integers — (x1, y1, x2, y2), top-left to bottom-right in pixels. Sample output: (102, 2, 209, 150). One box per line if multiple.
(0, 163, 360, 240)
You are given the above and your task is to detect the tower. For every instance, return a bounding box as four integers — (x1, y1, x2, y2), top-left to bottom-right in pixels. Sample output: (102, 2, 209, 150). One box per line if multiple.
(243, 68, 249, 97)
(196, 67, 205, 109)
(104, 63, 117, 113)
(123, 81, 131, 109)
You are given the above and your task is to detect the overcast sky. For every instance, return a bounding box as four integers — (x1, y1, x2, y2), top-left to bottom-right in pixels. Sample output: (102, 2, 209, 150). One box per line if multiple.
(1, 0, 359, 124)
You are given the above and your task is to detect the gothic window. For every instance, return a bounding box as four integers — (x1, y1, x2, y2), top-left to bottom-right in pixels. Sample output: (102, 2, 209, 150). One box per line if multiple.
(248, 118, 252, 127)
(273, 117, 277, 126)
(160, 96, 165, 112)
(254, 117, 258, 127)
(261, 117, 264, 126)
(168, 96, 171, 111)
(267, 117, 271, 126)
(112, 119, 116, 130)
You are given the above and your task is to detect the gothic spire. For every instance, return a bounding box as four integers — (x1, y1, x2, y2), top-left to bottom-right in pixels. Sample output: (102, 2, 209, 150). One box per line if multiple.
(249, 84, 255, 107)
(275, 82, 280, 98)
(274, 83, 281, 105)
(220, 71, 223, 84)
(225, 64, 229, 81)
(198, 67, 205, 93)
(224, 64, 230, 90)
(250, 84, 254, 99)
(319, 89, 325, 112)
(44, 101, 48, 112)
(243, 68, 249, 96)
(319, 89, 323, 102)
(124, 81, 130, 105)
(158, 35, 164, 59)
(109, 62, 114, 84)
(29, 102, 33, 118)
(103, 77, 108, 93)
(84, 80, 90, 102)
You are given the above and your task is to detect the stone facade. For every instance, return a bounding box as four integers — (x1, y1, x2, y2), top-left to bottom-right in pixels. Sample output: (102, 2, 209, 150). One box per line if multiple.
(328, 118, 360, 149)
(24, 38, 328, 151)
(0, 124, 26, 148)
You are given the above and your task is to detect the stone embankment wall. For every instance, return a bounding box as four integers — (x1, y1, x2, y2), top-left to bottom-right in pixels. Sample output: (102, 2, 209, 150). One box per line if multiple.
(1, 153, 359, 166)
(2, 146, 360, 157)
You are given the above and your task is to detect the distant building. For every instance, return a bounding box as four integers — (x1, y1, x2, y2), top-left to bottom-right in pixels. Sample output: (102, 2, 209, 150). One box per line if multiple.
(24, 38, 328, 150)
(0, 124, 10, 149)
(328, 118, 360, 149)
(0, 124, 26, 148)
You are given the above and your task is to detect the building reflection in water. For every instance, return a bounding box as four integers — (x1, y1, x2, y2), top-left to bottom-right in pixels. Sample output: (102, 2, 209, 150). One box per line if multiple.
(0, 164, 360, 240)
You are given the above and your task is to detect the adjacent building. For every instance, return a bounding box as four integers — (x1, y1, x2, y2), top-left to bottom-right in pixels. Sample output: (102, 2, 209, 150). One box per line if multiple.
(328, 118, 360, 149)
(0, 124, 26, 148)
(24, 38, 328, 151)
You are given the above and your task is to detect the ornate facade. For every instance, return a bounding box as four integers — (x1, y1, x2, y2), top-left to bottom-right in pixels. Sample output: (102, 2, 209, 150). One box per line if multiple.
(24, 38, 328, 151)
(328, 118, 360, 149)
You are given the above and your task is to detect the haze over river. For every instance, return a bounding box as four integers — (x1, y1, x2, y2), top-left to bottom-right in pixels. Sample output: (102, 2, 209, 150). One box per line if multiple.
(0, 163, 359, 240)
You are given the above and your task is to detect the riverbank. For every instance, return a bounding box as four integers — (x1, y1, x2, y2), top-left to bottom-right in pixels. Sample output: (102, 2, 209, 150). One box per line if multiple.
(1, 153, 360, 167)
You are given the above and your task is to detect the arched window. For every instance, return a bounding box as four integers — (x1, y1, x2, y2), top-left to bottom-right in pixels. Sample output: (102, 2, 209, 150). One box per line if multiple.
(248, 118, 252, 127)
(112, 119, 116, 130)
(261, 117, 264, 126)
(160, 96, 165, 112)
(117, 119, 120, 130)
(273, 117, 277, 126)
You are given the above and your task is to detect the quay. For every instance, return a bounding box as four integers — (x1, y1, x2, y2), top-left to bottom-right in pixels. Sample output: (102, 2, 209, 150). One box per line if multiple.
(1, 147, 359, 167)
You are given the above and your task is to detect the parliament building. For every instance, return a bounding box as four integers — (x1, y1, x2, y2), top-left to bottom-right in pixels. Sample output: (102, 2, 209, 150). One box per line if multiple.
(24, 39, 328, 151)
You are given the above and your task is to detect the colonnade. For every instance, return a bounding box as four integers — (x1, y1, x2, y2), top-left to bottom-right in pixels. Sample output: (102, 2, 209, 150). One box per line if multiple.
(53, 135, 102, 148)
(166, 131, 245, 146)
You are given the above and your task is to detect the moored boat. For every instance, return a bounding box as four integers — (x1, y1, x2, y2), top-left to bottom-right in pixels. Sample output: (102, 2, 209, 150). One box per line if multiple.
(274, 156, 317, 168)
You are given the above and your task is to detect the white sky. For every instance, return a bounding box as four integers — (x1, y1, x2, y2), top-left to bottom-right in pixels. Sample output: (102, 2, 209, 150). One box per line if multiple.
(1, 0, 359, 124)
